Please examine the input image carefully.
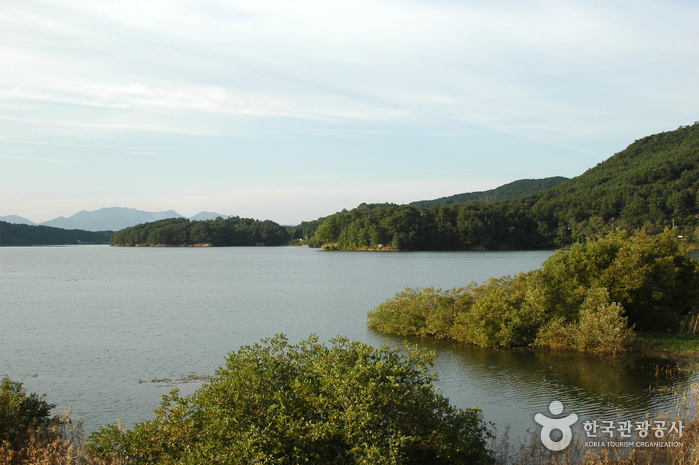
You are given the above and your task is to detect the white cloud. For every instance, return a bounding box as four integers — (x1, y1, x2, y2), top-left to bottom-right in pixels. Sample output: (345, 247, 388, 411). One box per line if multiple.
(1, 0, 698, 221)
(2, 0, 696, 134)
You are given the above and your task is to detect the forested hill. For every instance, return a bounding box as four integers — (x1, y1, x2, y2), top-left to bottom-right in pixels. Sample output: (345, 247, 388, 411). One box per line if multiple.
(293, 180, 567, 240)
(533, 124, 699, 234)
(409, 176, 568, 210)
(0, 221, 112, 246)
(310, 123, 699, 250)
(109, 217, 290, 246)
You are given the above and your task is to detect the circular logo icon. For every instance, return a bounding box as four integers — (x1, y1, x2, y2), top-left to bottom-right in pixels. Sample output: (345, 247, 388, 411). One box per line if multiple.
(534, 401, 579, 451)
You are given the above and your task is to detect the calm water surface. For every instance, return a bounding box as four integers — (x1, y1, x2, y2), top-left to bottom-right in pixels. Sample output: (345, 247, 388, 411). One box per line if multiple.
(0, 245, 695, 443)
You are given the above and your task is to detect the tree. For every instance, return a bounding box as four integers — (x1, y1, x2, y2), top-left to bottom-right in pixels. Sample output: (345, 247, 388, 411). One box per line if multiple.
(109, 217, 291, 247)
(314, 214, 344, 243)
(309, 123, 699, 250)
(88, 335, 493, 464)
(537, 228, 699, 331)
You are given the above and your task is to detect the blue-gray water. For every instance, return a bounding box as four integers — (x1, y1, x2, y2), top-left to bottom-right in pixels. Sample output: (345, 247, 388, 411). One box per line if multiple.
(1, 245, 695, 444)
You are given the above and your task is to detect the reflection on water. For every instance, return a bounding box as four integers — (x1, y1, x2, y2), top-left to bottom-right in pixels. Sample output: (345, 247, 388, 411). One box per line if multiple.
(375, 333, 697, 442)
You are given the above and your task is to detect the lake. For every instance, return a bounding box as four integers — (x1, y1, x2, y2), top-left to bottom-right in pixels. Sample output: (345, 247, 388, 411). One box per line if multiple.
(0, 245, 694, 444)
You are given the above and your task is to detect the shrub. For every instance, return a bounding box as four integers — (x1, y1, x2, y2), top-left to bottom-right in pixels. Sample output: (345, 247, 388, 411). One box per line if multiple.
(538, 228, 699, 331)
(368, 229, 698, 351)
(451, 273, 547, 348)
(0, 377, 102, 465)
(88, 335, 494, 464)
(0, 376, 56, 453)
(535, 288, 636, 353)
(367, 287, 462, 339)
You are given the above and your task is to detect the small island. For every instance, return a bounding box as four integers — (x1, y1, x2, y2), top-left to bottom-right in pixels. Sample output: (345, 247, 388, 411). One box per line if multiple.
(109, 216, 290, 247)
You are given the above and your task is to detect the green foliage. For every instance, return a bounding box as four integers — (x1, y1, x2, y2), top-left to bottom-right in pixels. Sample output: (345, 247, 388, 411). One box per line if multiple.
(0, 221, 112, 246)
(638, 331, 699, 352)
(286, 217, 325, 243)
(409, 177, 568, 210)
(109, 216, 290, 247)
(309, 202, 549, 251)
(368, 229, 699, 352)
(535, 288, 636, 353)
(87, 335, 493, 465)
(311, 123, 699, 250)
(0, 376, 56, 452)
(452, 274, 547, 348)
(537, 229, 699, 331)
(367, 288, 463, 339)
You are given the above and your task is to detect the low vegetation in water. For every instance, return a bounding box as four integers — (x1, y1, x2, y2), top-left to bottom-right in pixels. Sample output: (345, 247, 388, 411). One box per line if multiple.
(368, 229, 699, 353)
(639, 332, 699, 354)
(86, 335, 493, 464)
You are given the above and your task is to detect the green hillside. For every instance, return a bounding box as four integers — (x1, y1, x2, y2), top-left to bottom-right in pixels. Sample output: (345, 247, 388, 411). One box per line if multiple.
(294, 180, 566, 241)
(110, 216, 290, 247)
(534, 124, 699, 238)
(409, 176, 567, 210)
(0, 221, 112, 246)
(310, 123, 699, 250)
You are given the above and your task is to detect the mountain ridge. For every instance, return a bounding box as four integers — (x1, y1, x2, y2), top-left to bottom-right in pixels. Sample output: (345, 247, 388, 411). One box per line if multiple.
(409, 176, 568, 210)
(40, 207, 183, 231)
(0, 215, 36, 226)
(308, 123, 699, 250)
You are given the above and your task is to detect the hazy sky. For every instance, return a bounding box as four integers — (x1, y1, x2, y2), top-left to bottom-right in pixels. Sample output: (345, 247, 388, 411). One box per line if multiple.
(1, 0, 698, 224)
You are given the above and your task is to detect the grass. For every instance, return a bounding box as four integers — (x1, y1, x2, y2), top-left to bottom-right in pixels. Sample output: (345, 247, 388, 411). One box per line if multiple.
(638, 332, 699, 354)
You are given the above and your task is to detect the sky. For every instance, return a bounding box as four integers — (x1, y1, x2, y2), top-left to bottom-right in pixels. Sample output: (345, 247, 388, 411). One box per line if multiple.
(1, 0, 698, 225)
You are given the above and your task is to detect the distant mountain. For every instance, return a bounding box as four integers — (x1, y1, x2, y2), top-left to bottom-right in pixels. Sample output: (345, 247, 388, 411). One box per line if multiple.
(40, 207, 183, 231)
(0, 215, 36, 225)
(409, 177, 568, 210)
(189, 211, 228, 221)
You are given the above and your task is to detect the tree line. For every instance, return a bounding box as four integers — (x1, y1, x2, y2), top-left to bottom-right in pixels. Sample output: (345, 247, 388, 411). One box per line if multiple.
(408, 176, 568, 210)
(0, 221, 111, 246)
(309, 123, 699, 250)
(109, 217, 290, 247)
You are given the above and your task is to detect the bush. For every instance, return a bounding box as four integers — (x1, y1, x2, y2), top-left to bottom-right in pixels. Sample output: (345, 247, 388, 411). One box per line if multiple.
(451, 274, 546, 348)
(88, 335, 494, 464)
(537, 228, 699, 331)
(367, 229, 699, 351)
(0, 376, 56, 453)
(367, 287, 462, 339)
(535, 288, 636, 354)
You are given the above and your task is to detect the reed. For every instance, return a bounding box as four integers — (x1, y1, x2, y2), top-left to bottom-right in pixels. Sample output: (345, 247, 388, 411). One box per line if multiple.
(492, 384, 699, 465)
(0, 410, 120, 465)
